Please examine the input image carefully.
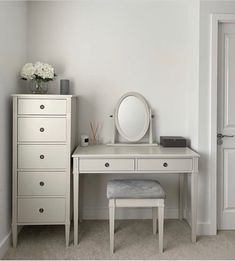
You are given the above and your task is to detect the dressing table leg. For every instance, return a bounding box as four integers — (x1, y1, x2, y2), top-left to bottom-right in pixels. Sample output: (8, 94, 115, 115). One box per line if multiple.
(79, 175, 83, 223)
(158, 205, 164, 253)
(179, 173, 185, 221)
(191, 162, 198, 243)
(73, 157, 79, 245)
(65, 223, 70, 247)
(12, 224, 17, 247)
(109, 199, 115, 254)
(184, 174, 188, 218)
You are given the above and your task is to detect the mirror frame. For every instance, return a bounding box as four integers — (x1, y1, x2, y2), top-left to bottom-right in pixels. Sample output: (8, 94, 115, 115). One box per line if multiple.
(114, 92, 150, 142)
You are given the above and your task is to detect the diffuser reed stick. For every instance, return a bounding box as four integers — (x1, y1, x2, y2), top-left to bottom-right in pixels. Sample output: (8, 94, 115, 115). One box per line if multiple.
(90, 121, 99, 144)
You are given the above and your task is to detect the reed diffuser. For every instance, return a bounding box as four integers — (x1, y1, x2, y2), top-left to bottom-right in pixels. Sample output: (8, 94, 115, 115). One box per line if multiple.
(90, 122, 99, 144)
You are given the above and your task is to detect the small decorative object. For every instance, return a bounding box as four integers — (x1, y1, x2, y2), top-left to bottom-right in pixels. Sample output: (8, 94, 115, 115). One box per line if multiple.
(20, 62, 56, 94)
(60, 79, 70, 94)
(160, 136, 187, 147)
(90, 121, 99, 144)
(80, 135, 89, 147)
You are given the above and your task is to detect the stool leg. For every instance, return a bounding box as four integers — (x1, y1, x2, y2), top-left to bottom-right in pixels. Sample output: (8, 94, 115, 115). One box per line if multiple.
(158, 206, 164, 253)
(152, 207, 158, 234)
(109, 200, 115, 254)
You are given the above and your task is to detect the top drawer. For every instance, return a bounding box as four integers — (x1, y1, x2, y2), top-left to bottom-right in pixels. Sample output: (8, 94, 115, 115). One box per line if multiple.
(18, 99, 67, 115)
(80, 158, 135, 172)
(138, 158, 193, 171)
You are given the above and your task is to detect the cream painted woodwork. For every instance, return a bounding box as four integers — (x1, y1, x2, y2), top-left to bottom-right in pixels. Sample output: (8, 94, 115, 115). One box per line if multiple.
(80, 158, 135, 172)
(108, 198, 164, 254)
(18, 98, 67, 115)
(18, 198, 65, 223)
(138, 159, 193, 172)
(18, 144, 67, 169)
(18, 172, 66, 196)
(72, 145, 199, 246)
(218, 23, 235, 229)
(18, 117, 67, 142)
(12, 94, 77, 247)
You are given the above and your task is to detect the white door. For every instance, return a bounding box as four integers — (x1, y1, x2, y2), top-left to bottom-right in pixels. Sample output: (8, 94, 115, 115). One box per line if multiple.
(218, 23, 235, 229)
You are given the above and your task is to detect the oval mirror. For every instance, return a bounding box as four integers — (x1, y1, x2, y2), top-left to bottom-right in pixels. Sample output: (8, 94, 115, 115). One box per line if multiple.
(115, 92, 150, 142)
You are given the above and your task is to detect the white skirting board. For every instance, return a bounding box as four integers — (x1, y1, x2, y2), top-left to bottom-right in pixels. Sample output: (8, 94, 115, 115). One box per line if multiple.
(0, 231, 11, 259)
(185, 211, 214, 236)
(81, 207, 179, 220)
(81, 207, 213, 236)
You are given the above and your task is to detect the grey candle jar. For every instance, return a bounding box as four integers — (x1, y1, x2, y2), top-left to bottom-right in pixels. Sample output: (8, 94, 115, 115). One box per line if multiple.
(60, 79, 70, 94)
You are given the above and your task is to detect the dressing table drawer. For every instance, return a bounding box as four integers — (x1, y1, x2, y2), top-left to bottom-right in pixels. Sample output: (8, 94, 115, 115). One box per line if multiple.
(18, 118, 67, 142)
(18, 99, 67, 115)
(18, 198, 66, 223)
(138, 158, 193, 171)
(18, 172, 66, 196)
(80, 158, 135, 172)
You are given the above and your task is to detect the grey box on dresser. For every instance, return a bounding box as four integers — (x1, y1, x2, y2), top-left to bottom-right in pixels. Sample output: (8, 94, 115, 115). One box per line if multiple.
(12, 94, 77, 247)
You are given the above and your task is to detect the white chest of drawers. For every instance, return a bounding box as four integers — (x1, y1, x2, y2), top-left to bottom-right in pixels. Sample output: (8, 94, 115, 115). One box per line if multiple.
(12, 94, 77, 247)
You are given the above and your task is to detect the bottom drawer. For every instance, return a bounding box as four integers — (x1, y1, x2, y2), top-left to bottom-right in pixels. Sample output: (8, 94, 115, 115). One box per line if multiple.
(18, 198, 65, 223)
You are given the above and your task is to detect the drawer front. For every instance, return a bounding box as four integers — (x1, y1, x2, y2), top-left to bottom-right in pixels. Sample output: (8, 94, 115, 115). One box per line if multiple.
(18, 198, 65, 223)
(18, 145, 66, 169)
(18, 172, 66, 196)
(138, 158, 192, 171)
(80, 158, 135, 172)
(18, 118, 67, 142)
(18, 99, 67, 115)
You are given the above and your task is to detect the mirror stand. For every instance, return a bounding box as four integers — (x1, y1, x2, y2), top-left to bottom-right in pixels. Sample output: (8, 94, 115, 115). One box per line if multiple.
(107, 91, 158, 146)
(107, 109, 157, 146)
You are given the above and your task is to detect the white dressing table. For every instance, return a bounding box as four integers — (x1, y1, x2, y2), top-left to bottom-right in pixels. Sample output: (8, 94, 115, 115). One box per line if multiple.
(72, 145, 199, 245)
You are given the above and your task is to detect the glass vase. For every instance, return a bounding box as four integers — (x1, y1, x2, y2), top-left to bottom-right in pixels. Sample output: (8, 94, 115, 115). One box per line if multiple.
(29, 79, 48, 94)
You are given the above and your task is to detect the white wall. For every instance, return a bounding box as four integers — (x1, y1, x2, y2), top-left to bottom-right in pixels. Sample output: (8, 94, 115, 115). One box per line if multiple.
(27, 0, 201, 223)
(199, 0, 235, 235)
(0, 1, 27, 257)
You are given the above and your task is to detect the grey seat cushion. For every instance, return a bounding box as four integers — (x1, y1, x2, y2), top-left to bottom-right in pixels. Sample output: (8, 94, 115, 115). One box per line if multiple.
(107, 179, 166, 199)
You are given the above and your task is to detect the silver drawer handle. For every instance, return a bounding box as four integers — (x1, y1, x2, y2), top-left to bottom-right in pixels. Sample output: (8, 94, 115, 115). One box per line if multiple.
(40, 155, 44, 159)
(163, 162, 168, 167)
(40, 127, 45, 132)
(105, 162, 110, 167)
(39, 208, 44, 213)
(40, 105, 45, 109)
(39, 181, 45, 186)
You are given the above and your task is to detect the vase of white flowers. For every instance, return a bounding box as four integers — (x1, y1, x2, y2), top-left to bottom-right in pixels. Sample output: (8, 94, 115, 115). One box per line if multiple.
(20, 62, 56, 94)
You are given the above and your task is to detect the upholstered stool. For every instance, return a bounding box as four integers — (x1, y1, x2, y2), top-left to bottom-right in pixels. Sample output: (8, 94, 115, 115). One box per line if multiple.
(107, 179, 165, 254)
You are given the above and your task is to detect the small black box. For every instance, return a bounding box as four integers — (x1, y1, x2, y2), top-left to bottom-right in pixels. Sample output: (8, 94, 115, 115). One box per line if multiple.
(160, 136, 187, 147)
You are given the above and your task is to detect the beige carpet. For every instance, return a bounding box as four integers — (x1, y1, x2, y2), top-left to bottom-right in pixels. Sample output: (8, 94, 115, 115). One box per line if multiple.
(3, 220, 235, 260)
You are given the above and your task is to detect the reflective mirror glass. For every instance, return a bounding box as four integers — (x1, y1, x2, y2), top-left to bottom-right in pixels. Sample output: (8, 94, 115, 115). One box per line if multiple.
(116, 94, 149, 141)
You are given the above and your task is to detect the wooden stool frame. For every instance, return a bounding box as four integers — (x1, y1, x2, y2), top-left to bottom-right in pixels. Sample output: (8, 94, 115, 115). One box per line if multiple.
(109, 198, 165, 254)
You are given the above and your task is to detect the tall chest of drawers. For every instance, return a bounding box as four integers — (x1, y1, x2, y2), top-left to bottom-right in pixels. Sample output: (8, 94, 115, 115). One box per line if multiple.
(12, 94, 77, 247)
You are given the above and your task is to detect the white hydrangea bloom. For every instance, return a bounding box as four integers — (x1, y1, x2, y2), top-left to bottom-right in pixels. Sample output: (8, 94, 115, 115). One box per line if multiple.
(20, 63, 36, 80)
(20, 62, 55, 82)
(34, 61, 54, 80)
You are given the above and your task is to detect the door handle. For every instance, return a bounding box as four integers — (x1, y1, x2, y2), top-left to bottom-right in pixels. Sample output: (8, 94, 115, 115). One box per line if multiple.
(217, 133, 234, 139)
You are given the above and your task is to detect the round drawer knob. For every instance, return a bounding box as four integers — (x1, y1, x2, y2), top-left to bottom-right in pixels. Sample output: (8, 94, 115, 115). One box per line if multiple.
(40, 155, 44, 159)
(40, 105, 45, 109)
(39, 208, 44, 213)
(39, 181, 45, 186)
(105, 162, 110, 167)
(163, 162, 168, 167)
(40, 127, 45, 132)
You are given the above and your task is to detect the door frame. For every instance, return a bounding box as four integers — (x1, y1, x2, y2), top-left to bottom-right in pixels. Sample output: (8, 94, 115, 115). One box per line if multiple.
(210, 14, 235, 233)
